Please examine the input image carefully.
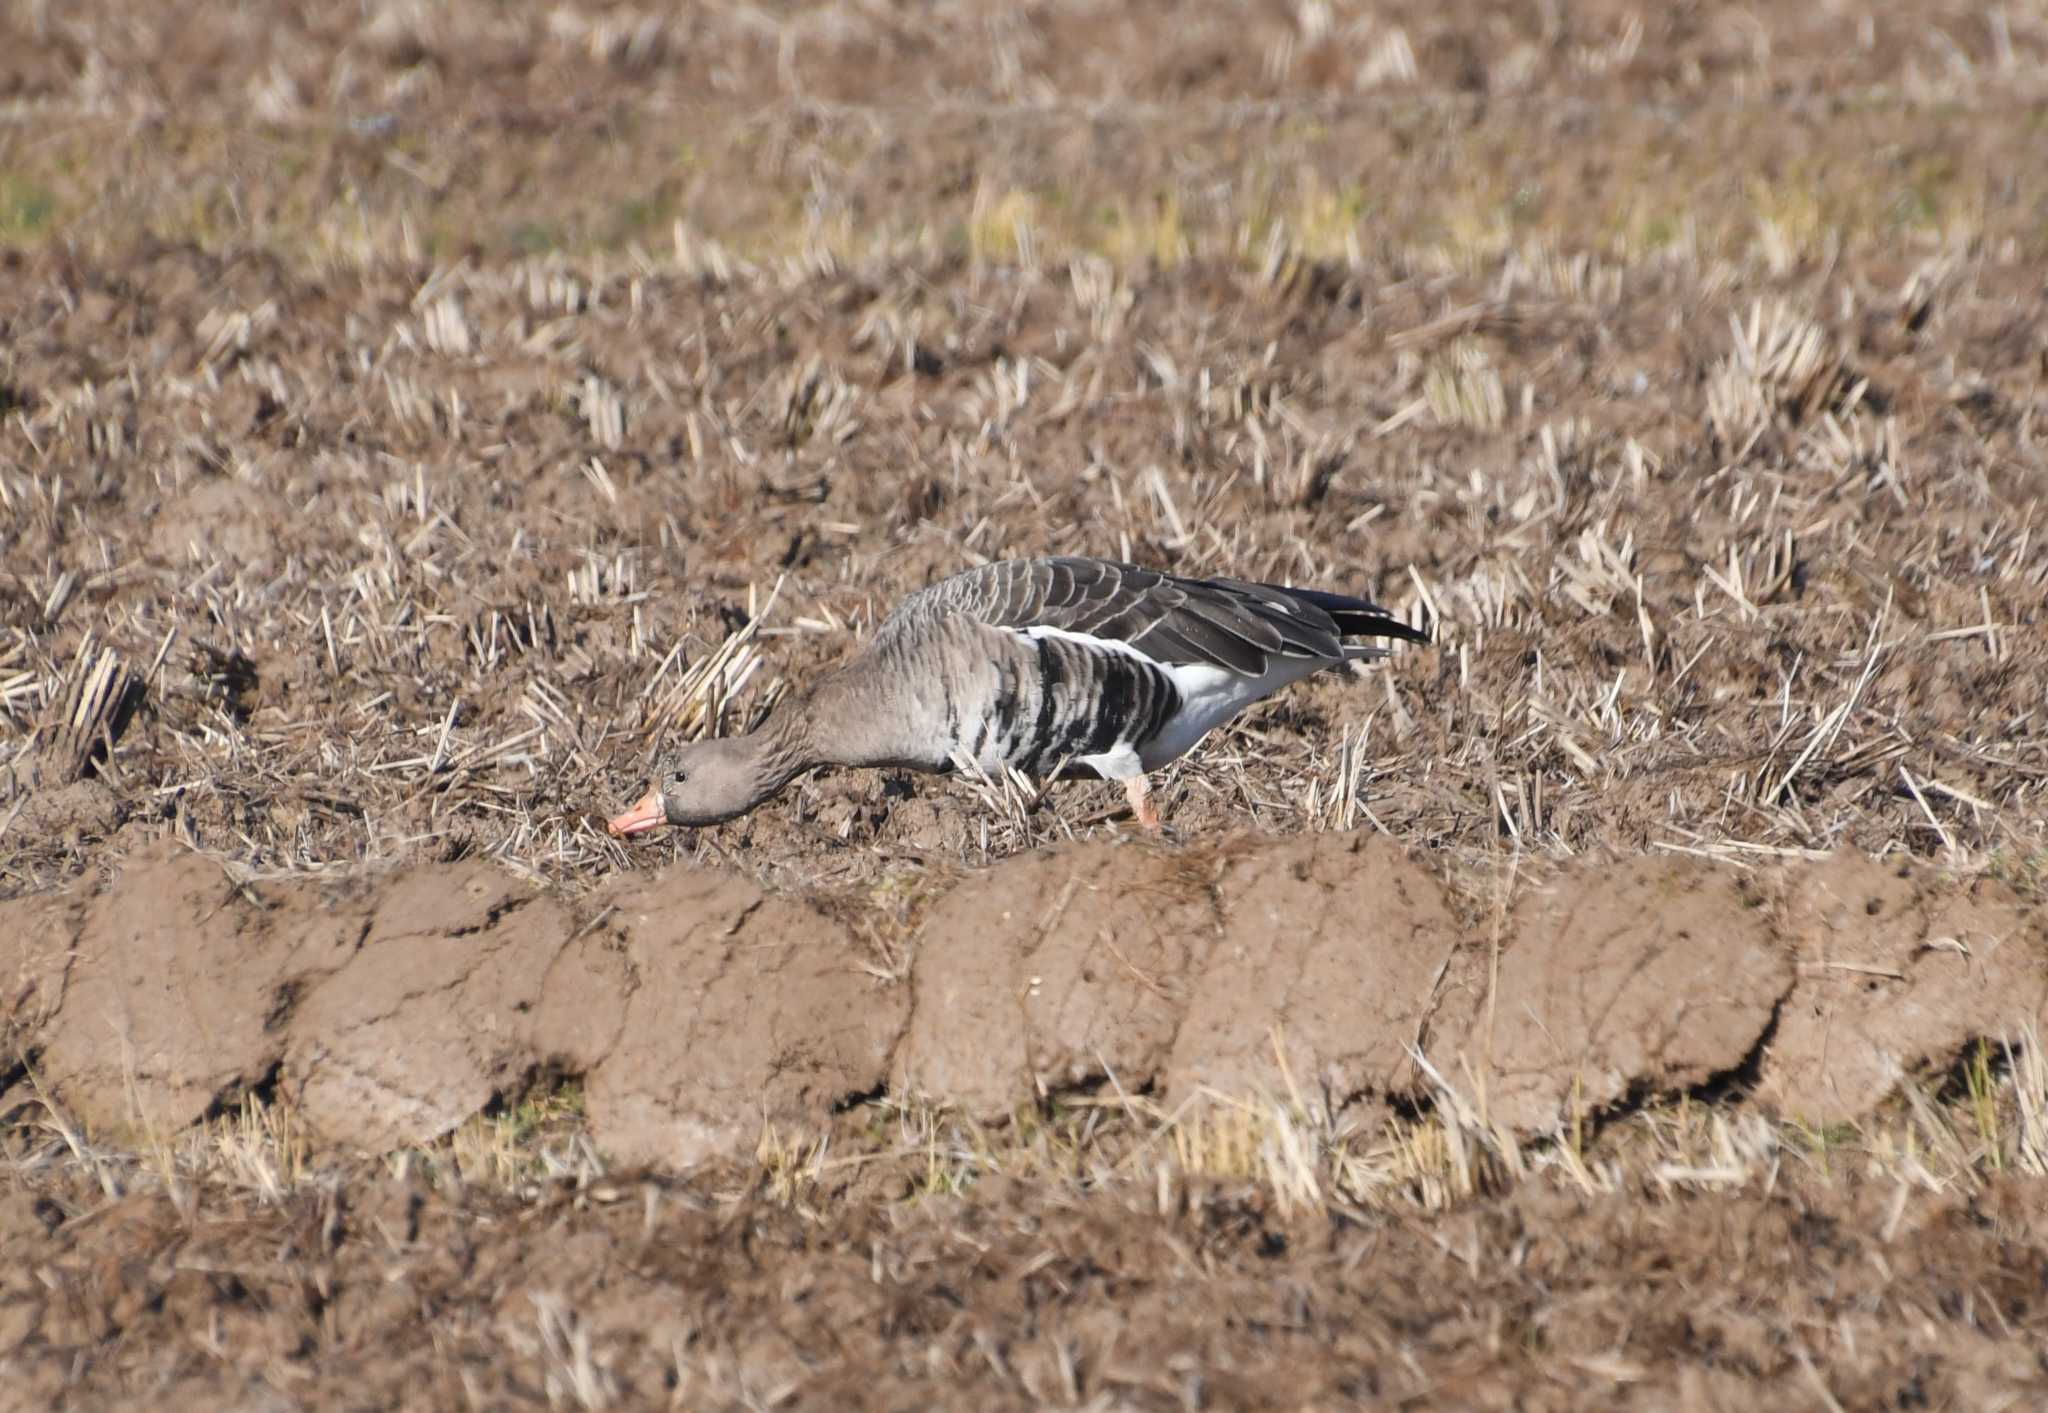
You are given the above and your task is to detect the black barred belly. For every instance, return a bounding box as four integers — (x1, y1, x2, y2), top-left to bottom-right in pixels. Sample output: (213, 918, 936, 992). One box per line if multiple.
(970, 633, 1180, 778)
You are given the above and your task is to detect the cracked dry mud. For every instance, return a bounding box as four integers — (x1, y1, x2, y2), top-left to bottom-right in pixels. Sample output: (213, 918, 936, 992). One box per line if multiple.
(11, 837, 2043, 1165)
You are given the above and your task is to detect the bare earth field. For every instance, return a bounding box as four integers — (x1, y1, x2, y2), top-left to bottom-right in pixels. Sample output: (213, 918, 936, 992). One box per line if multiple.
(5, 0, 2048, 1406)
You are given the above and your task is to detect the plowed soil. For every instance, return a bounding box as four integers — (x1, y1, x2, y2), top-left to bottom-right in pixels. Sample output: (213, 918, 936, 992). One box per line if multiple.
(5, 0, 2048, 1406)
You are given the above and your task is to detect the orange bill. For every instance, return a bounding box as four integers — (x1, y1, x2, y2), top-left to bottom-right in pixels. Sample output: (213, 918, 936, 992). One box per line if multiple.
(606, 790, 667, 837)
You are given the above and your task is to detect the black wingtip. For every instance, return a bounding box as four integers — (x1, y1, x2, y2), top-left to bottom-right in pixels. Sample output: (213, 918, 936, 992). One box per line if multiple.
(1369, 611, 1434, 646)
(1335, 608, 1433, 646)
(1272, 584, 1433, 646)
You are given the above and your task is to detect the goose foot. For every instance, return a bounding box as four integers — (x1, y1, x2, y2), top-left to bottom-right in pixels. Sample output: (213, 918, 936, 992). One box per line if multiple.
(1122, 776, 1162, 831)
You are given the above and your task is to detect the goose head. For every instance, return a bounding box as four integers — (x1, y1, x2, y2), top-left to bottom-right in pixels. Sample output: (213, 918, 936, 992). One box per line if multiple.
(606, 736, 789, 835)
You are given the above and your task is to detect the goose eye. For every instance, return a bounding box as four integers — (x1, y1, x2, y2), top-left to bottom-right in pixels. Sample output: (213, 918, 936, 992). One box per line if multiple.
(667, 767, 688, 787)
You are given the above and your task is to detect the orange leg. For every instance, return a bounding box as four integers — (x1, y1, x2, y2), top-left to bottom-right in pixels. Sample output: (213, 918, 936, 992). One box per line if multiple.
(1122, 775, 1162, 830)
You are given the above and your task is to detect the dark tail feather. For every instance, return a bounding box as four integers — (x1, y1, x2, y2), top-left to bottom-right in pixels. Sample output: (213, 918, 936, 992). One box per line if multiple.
(1270, 584, 1433, 646)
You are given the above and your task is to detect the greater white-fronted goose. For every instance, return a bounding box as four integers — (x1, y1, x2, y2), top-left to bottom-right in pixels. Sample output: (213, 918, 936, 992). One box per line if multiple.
(607, 556, 1428, 835)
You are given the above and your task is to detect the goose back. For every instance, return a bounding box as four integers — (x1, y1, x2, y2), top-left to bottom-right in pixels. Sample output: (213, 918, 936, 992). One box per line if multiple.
(884, 556, 1425, 678)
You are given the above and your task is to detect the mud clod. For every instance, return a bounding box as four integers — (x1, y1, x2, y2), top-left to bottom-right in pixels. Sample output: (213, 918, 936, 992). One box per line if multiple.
(1461, 858, 1796, 1131)
(1759, 853, 2048, 1122)
(11, 840, 2045, 1163)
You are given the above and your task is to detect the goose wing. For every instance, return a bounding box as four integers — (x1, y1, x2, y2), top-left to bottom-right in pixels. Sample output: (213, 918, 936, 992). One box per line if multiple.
(891, 557, 1428, 677)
